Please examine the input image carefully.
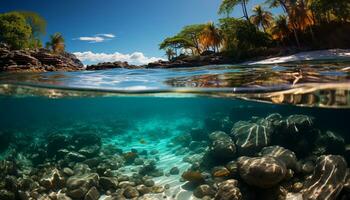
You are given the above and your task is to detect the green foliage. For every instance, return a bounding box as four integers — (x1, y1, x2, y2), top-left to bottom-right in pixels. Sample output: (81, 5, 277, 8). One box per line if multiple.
(0, 12, 32, 49)
(218, 0, 240, 16)
(177, 24, 206, 54)
(17, 11, 47, 48)
(159, 36, 194, 56)
(218, 0, 250, 21)
(219, 17, 271, 54)
(0, 11, 47, 49)
(16, 11, 47, 38)
(250, 5, 273, 32)
(46, 32, 65, 53)
(310, 0, 350, 23)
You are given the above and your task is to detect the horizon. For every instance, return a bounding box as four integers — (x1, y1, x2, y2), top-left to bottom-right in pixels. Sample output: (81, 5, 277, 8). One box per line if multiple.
(0, 0, 282, 65)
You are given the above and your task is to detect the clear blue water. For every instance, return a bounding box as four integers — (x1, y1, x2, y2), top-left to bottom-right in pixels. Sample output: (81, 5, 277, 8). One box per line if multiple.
(0, 62, 350, 199)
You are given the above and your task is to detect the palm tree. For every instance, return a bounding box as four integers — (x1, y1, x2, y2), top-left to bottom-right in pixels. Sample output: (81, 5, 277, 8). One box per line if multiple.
(165, 48, 176, 61)
(199, 22, 223, 52)
(218, 0, 250, 22)
(270, 15, 290, 45)
(265, 0, 301, 48)
(46, 32, 65, 53)
(250, 5, 273, 33)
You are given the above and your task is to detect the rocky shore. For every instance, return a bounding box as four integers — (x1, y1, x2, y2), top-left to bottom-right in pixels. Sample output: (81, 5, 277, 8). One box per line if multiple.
(0, 44, 84, 72)
(85, 54, 233, 71)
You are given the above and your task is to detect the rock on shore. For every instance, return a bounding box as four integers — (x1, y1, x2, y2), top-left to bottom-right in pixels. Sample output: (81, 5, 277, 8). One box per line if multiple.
(85, 53, 233, 70)
(86, 61, 142, 70)
(145, 53, 232, 68)
(0, 44, 84, 72)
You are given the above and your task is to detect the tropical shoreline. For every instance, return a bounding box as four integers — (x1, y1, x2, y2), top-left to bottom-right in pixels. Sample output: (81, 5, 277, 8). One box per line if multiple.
(1, 47, 350, 72)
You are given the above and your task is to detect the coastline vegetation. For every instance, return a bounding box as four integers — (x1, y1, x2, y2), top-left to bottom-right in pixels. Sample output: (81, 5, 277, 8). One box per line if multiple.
(160, 0, 350, 61)
(0, 11, 65, 53)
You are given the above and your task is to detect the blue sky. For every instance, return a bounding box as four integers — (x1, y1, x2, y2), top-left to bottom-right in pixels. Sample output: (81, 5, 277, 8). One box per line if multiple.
(0, 0, 282, 65)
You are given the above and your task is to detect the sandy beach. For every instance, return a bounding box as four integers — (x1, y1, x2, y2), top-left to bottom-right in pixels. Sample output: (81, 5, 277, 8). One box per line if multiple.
(245, 49, 350, 65)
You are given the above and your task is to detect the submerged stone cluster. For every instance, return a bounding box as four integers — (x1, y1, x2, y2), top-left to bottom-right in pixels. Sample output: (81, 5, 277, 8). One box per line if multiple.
(0, 130, 170, 200)
(0, 113, 349, 200)
(171, 113, 350, 200)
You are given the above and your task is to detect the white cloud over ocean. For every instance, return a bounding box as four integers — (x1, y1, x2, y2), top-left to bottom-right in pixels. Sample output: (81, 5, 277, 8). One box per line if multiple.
(73, 51, 163, 65)
(74, 33, 116, 43)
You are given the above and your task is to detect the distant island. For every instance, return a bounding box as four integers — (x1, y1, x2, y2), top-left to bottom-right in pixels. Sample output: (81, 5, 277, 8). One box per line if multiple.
(1, 0, 350, 72)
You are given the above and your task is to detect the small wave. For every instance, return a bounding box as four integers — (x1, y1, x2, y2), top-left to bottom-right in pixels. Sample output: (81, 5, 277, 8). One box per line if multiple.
(0, 61, 350, 108)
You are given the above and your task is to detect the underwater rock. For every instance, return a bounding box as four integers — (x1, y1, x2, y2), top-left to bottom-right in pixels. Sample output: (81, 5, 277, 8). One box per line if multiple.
(134, 158, 144, 165)
(214, 179, 242, 200)
(66, 173, 99, 199)
(182, 170, 205, 184)
(71, 133, 101, 149)
(285, 193, 303, 200)
(315, 130, 345, 155)
(85, 186, 100, 200)
(226, 161, 238, 176)
(0, 161, 18, 176)
(193, 184, 215, 198)
(123, 152, 138, 164)
(260, 146, 298, 170)
(143, 179, 155, 187)
(136, 184, 151, 195)
(232, 120, 271, 155)
(123, 186, 140, 198)
(169, 167, 180, 175)
(139, 160, 163, 177)
(66, 152, 87, 162)
(99, 177, 119, 190)
(47, 133, 70, 157)
(0, 189, 15, 200)
(39, 168, 65, 190)
(78, 145, 100, 158)
(283, 115, 314, 133)
(208, 131, 236, 161)
(302, 155, 347, 200)
(63, 167, 74, 176)
(237, 156, 287, 188)
(211, 166, 230, 178)
(271, 114, 317, 157)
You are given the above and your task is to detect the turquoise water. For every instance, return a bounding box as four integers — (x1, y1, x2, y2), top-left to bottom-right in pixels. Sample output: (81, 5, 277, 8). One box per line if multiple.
(1, 62, 350, 199)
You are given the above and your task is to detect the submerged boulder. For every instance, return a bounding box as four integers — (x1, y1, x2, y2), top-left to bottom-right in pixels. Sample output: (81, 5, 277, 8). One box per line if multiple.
(208, 131, 236, 161)
(314, 131, 345, 155)
(237, 156, 287, 188)
(214, 179, 242, 200)
(260, 146, 298, 170)
(232, 120, 271, 155)
(193, 184, 216, 198)
(271, 114, 317, 157)
(302, 155, 347, 200)
(66, 173, 99, 199)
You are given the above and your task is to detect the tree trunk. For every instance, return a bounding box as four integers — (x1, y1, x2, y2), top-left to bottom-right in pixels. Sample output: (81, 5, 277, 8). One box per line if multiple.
(241, 1, 250, 22)
(292, 29, 301, 48)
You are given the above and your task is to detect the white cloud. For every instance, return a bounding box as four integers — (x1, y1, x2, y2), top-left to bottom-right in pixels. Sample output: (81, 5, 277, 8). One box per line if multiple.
(77, 36, 105, 43)
(96, 33, 115, 38)
(74, 33, 116, 43)
(73, 51, 164, 65)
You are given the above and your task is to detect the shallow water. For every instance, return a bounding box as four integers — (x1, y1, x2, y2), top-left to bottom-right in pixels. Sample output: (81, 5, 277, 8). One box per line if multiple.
(1, 62, 350, 200)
